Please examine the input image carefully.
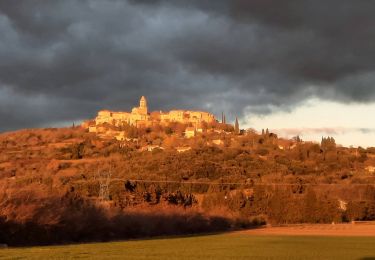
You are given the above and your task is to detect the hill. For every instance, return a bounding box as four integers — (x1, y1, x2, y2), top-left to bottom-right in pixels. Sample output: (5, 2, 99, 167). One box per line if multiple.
(0, 123, 374, 245)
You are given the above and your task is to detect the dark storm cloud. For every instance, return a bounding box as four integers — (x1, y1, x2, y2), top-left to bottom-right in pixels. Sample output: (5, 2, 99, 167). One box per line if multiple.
(0, 0, 375, 131)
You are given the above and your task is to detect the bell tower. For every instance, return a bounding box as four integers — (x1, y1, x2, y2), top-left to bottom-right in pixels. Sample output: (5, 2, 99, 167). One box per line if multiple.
(139, 96, 148, 114)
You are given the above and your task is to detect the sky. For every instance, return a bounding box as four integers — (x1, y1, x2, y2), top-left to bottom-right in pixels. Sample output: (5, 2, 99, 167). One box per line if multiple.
(245, 98, 375, 147)
(0, 1, 375, 147)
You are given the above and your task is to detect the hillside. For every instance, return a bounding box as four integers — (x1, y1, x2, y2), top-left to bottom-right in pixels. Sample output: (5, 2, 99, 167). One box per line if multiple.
(0, 123, 375, 245)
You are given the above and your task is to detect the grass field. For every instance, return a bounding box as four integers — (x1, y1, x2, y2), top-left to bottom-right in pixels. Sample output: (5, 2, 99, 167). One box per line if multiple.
(1, 233, 375, 260)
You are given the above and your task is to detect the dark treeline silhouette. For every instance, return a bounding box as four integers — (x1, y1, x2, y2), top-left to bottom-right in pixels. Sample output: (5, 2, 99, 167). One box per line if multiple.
(0, 192, 260, 246)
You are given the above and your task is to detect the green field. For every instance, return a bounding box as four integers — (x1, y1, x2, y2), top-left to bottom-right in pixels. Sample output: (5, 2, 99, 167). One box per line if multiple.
(1, 234, 375, 260)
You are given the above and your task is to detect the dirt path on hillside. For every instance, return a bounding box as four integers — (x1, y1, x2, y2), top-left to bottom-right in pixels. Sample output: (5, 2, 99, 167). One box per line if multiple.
(235, 223, 375, 237)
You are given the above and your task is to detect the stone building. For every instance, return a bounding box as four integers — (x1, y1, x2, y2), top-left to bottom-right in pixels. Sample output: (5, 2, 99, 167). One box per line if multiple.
(184, 127, 196, 138)
(94, 96, 150, 127)
(89, 96, 216, 129)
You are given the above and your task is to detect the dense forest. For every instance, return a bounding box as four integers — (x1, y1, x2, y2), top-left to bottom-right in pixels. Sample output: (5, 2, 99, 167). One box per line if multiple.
(0, 122, 374, 245)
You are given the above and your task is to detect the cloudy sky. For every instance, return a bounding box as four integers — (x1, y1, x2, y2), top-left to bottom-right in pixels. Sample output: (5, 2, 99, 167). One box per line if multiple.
(1, 1, 375, 147)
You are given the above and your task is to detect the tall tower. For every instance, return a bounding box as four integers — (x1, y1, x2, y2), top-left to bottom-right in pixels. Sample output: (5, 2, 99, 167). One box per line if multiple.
(139, 96, 148, 114)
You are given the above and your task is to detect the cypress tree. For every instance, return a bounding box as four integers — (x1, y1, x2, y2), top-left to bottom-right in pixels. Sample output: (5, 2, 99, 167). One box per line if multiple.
(235, 117, 240, 134)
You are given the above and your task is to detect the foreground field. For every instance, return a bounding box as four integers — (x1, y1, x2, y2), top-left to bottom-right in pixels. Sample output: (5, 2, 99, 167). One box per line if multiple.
(239, 223, 375, 237)
(2, 231, 375, 260)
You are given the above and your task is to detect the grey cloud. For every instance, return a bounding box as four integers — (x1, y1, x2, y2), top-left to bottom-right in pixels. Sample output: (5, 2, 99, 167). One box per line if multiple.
(359, 128, 375, 134)
(0, 0, 375, 131)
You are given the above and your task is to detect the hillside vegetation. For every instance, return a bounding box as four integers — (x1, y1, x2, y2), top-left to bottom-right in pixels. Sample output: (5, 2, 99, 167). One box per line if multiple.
(0, 122, 374, 245)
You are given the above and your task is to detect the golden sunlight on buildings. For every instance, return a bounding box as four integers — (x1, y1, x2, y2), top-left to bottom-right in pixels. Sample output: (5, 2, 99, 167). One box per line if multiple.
(86, 96, 216, 132)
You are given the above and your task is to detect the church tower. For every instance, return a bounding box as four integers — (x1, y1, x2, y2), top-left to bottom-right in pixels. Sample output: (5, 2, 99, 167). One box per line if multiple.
(139, 96, 148, 114)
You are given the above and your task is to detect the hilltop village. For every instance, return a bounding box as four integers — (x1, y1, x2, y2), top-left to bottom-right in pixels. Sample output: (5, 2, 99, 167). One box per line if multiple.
(83, 96, 229, 142)
(91, 96, 215, 127)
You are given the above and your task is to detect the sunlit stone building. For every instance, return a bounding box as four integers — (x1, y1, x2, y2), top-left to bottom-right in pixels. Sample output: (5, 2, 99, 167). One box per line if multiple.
(89, 96, 216, 129)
